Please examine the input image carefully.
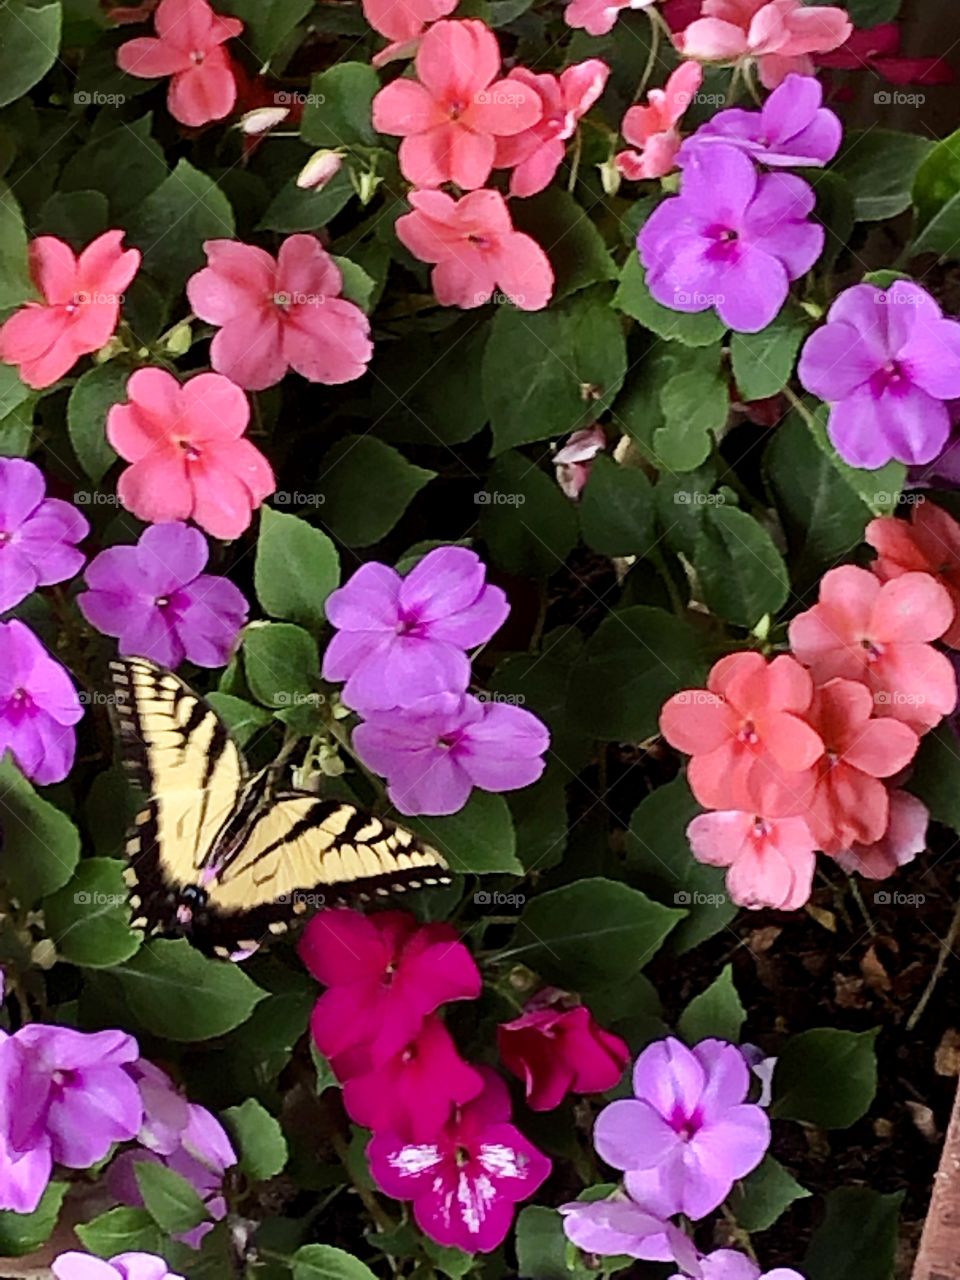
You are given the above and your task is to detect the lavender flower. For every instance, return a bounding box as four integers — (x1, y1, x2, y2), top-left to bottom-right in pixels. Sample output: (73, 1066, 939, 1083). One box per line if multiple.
(52, 1252, 185, 1280)
(0, 458, 88, 613)
(559, 1194, 679, 1261)
(683, 74, 841, 168)
(670, 1249, 805, 1280)
(0, 619, 82, 785)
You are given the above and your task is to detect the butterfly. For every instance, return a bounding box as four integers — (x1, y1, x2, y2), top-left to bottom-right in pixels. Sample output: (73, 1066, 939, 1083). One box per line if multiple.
(108, 657, 451, 957)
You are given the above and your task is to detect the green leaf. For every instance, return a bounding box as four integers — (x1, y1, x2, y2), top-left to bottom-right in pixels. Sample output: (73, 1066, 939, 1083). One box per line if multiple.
(333, 255, 376, 313)
(516, 1206, 589, 1280)
(506, 877, 684, 987)
(258, 170, 354, 233)
(60, 115, 167, 220)
(810, 169, 856, 275)
(613, 254, 726, 346)
(0, 180, 32, 310)
(406, 790, 521, 875)
(422, 1240, 474, 1278)
(219, 0, 313, 59)
(205, 693, 272, 747)
(509, 772, 568, 872)
(292, 1244, 379, 1280)
(617, 341, 727, 473)
(510, 189, 617, 300)
(678, 965, 745, 1044)
(0, 754, 80, 901)
(804, 1188, 903, 1280)
(111, 937, 267, 1040)
(730, 1157, 811, 1233)
(0, 1182, 67, 1256)
(802, 401, 905, 515)
(490, 628, 589, 768)
(479, 451, 578, 580)
(43, 857, 142, 968)
(75, 1207, 165, 1258)
(731, 305, 808, 400)
(913, 125, 960, 228)
(483, 291, 627, 452)
(906, 191, 960, 260)
(0, 1, 62, 108)
(772, 1027, 879, 1128)
(908, 723, 960, 831)
(833, 130, 934, 221)
(136, 1161, 209, 1234)
(255, 507, 340, 630)
(35, 189, 108, 247)
(568, 606, 712, 742)
(580, 454, 655, 558)
(129, 159, 235, 294)
(318, 435, 435, 547)
(844, 0, 899, 22)
(224, 1098, 288, 1181)
(67, 362, 126, 484)
(243, 622, 320, 709)
(301, 63, 379, 148)
(694, 505, 790, 628)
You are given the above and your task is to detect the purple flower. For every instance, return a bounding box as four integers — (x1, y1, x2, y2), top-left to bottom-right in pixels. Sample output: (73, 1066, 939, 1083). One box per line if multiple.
(0, 619, 82, 785)
(77, 522, 248, 669)
(593, 1037, 770, 1221)
(352, 691, 550, 816)
(52, 1252, 185, 1280)
(638, 144, 823, 333)
(798, 280, 960, 468)
(683, 74, 841, 168)
(670, 1250, 804, 1280)
(0, 459, 88, 614)
(322, 547, 509, 712)
(0, 1026, 142, 1213)
(559, 1194, 678, 1261)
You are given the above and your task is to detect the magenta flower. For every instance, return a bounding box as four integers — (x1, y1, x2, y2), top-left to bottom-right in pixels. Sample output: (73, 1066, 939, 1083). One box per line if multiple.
(353, 691, 550, 816)
(684, 73, 841, 167)
(322, 546, 508, 712)
(367, 1069, 551, 1253)
(0, 459, 88, 614)
(594, 1037, 770, 1220)
(559, 1194, 678, 1262)
(798, 279, 960, 468)
(300, 908, 481, 1079)
(77, 522, 248, 669)
(0, 620, 82, 785)
(639, 143, 823, 333)
(53, 1253, 185, 1280)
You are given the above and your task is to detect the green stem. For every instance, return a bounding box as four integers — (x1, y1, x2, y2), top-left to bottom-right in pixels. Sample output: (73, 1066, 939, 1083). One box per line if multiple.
(636, 7, 663, 101)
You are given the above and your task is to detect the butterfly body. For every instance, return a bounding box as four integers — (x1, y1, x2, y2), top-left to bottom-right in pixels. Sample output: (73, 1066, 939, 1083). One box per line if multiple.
(109, 658, 451, 957)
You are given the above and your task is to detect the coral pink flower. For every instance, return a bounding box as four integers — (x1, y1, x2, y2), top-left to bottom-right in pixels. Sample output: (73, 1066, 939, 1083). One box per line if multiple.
(617, 61, 702, 180)
(117, 0, 243, 127)
(371, 20, 542, 189)
(498, 995, 629, 1111)
(300, 909, 481, 1079)
(554, 425, 606, 499)
(834, 790, 929, 880)
(186, 236, 372, 391)
(343, 1015, 484, 1140)
(367, 1069, 551, 1252)
(107, 369, 274, 540)
(0, 232, 140, 390)
(363, 0, 456, 43)
(788, 566, 957, 734)
(867, 503, 960, 649)
(495, 60, 610, 197)
(687, 811, 817, 911)
(677, 0, 852, 89)
(564, 0, 655, 38)
(660, 652, 823, 817)
(395, 190, 554, 312)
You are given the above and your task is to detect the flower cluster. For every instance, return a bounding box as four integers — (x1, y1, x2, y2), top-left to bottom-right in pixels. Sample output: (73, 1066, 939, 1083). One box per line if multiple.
(53, 1252, 184, 1280)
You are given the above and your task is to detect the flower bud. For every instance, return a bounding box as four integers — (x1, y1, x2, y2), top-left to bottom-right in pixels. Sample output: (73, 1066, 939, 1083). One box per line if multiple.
(598, 155, 621, 197)
(239, 106, 290, 135)
(297, 150, 343, 190)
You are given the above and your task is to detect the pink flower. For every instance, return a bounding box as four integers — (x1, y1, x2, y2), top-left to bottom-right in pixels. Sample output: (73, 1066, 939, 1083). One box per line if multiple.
(367, 1069, 551, 1252)
(564, 0, 655, 38)
(106, 369, 274, 540)
(363, 0, 455, 43)
(0, 231, 140, 389)
(788, 565, 957, 734)
(186, 235, 372, 391)
(117, 0, 243, 127)
(867, 503, 960, 649)
(498, 995, 629, 1111)
(299, 908, 481, 1078)
(371, 20, 542, 189)
(343, 1015, 484, 1140)
(52, 1253, 184, 1280)
(833, 790, 928, 881)
(677, 0, 852, 89)
(617, 61, 702, 180)
(659, 652, 823, 817)
(686, 811, 816, 911)
(495, 60, 609, 197)
(554, 425, 606, 499)
(395, 189, 553, 312)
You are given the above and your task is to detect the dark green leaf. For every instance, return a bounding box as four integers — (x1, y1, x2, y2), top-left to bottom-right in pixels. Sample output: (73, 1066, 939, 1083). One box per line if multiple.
(516, 1206, 589, 1279)
(833, 130, 934, 221)
(136, 1161, 209, 1233)
(318, 435, 435, 547)
(129, 159, 235, 294)
(772, 1027, 879, 1128)
(510, 189, 617, 300)
(406, 790, 521, 875)
(913, 125, 960, 228)
(219, 0, 313, 60)
(0, 1, 62, 108)
(0, 180, 32, 309)
(677, 965, 745, 1044)
(580, 454, 655, 557)
(67, 362, 127, 484)
(243, 622, 320, 709)
(730, 1157, 811, 1233)
(694, 505, 790, 628)
(255, 506, 340, 630)
(43, 857, 141, 968)
(613, 254, 726, 346)
(34, 189, 108, 247)
(0, 1182, 68, 1256)
(60, 116, 168, 220)
(75, 1207, 165, 1258)
(479, 451, 579, 579)
(292, 1245, 379, 1280)
(205, 693, 272, 747)
(731, 305, 808, 400)
(804, 1188, 903, 1280)
(224, 1098, 289, 1181)
(258, 171, 354, 233)
(0, 754, 81, 901)
(301, 63, 379, 148)
(908, 723, 960, 832)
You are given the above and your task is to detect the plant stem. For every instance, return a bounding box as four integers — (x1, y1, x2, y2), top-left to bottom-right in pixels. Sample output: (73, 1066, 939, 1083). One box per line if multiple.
(907, 893, 960, 1032)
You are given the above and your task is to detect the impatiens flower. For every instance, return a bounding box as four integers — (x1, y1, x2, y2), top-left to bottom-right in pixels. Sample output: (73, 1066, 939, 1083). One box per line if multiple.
(867, 503, 960, 648)
(126, 1060, 191, 1155)
(116, 0, 243, 127)
(106, 368, 274, 540)
(564, 0, 654, 38)
(684, 73, 840, 167)
(395, 189, 554, 312)
(371, 20, 542, 189)
(639, 144, 823, 333)
(670, 1248, 805, 1280)
(498, 992, 629, 1110)
(798, 281, 960, 469)
(322, 546, 509, 712)
(0, 231, 140, 389)
(660, 652, 823, 817)
(186, 235, 372, 391)
(353, 691, 550, 816)
(554, 425, 606, 499)
(0, 620, 82, 786)
(559, 1193, 677, 1261)
(362, 0, 455, 44)
(297, 149, 343, 190)
(367, 1069, 551, 1252)
(78, 522, 248, 670)
(676, 0, 851, 89)
(0, 458, 88, 614)
(300, 908, 481, 1078)
(594, 1037, 770, 1220)
(834, 789, 928, 881)
(617, 61, 702, 181)
(686, 811, 817, 911)
(788, 565, 957, 734)
(495, 60, 610, 197)
(53, 1253, 185, 1280)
